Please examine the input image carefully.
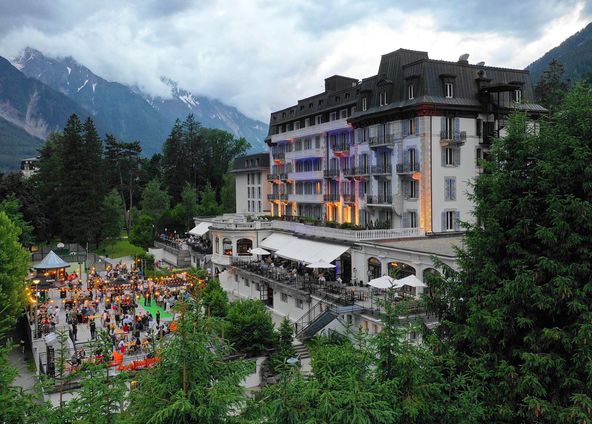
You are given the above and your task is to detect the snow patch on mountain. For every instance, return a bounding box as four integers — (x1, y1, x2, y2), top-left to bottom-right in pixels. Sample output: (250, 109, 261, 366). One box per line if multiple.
(66, 66, 71, 75)
(77, 79, 88, 92)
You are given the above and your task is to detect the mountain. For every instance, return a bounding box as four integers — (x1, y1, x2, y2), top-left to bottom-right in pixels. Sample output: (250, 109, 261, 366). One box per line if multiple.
(526, 22, 592, 83)
(0, 55, 102, 170)
(14, 48, 268, 154)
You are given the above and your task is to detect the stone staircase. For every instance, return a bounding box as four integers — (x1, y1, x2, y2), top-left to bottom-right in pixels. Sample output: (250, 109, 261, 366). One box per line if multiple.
(293, 341, 310, 360)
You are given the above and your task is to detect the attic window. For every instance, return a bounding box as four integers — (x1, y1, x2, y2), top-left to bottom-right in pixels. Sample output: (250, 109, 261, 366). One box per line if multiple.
(345, 93, 350, 99)
(408, 84, 414, 100)
(379, 91, 388, 106)
(335, 96, 340, 103)
(300, 105, 304, 111)
(309, 102, 313, 108)
(445, 82, 454, 98)
(318, 99, 324, 106)
(513, 89, 522, 102)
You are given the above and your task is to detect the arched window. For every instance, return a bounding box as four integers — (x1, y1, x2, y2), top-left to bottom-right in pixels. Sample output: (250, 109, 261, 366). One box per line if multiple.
(222, 238, 233, 256)
(236, 239, 253, 256)
(215, 237, 219, 254)
(387, 261, 416, 279)
(367, 257, 381, 280)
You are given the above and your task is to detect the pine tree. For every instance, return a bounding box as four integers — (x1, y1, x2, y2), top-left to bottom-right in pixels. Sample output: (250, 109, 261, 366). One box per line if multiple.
(101, 189, 124, 241)
(162, 119, 189, 203)
(140, 178, 170, 223)
(534, 59, 570, 114)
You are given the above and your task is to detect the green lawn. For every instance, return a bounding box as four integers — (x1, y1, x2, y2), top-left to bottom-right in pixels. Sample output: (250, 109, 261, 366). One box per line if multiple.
(94, 238, 145, 259)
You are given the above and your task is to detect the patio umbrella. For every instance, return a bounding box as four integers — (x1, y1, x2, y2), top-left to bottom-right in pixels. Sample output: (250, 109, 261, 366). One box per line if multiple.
(393, 274, 426, 289)
(250, 247, 271, 256)
(306, 259, 336, 269)
(367, 275, 396, 289)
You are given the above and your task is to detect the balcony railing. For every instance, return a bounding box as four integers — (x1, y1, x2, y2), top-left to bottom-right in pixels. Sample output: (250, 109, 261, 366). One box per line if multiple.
(365, 194, 393, 205)
(344, 167, 370, 178)
(369, 134, 397, 148)
(279, 173, 289, 180)
(440, 131, 467, 144)
(323, 193, 340, 202)
(289, 193, 323, 203)
(323, 169, 340, 178)
(272, 151, 285, 160)
(268, 193, 289, 201)
(267, 174, 279, 181)
(371, 164, 392, 175)
(342, 194, 355, 203)
(396, 163, 420, 174)
(331, 143, 350, 153)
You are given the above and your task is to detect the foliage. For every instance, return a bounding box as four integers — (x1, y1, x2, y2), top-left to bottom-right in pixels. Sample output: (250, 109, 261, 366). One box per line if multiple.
(0, 211, 30, 321)
(101, 188, 125, 240)
(0, 194, 34, 246)
(123, 298, 251, 423)
(196, 184, 223, 217)
(270, 317, 296, 375)
(220, 172, 236, 213)
(201, 278, 229, 318)
(429, 86, 592, 423)
(130, 213, 155, 250)
(534, 59, 571, 114)
(225, 299, 276, 356)
(95, 237, 145, 259)
(140, 178, 170, 222)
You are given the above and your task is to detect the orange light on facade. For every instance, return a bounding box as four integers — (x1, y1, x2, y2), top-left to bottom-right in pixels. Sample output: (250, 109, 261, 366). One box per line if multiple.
(412, 172, 421, 181)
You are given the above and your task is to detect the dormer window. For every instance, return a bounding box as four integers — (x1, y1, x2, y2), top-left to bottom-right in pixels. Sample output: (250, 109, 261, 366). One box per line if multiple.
(513, 89, 522, 102)
(379, 91, 388, 106)
(408, 84, 414, 100)
(445, 82, 454, 98)
(362, 97, 368, 111)
(335, 96, 340, 103)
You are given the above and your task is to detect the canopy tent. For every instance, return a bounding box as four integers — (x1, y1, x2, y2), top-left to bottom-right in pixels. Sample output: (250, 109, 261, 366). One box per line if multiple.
(393, 274, 426, 289)
(368, 275, 396, 289)
(306, 259, 336, 269)
(260, 233, 296, 251)
(188, 222, 212, 236)
(34, 250, 69, 270)
(276, 238, 349, 265)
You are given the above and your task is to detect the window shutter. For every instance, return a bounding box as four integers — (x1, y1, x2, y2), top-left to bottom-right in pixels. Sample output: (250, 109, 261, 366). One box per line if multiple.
(401, 212, 410, 228)
(414, 117, 420, 135)
(454, 117, 461, 140)
(454, 211, 461, 230)
(441, 147, 447, 167)
(440, 117, 446, 134)
(441, 212, 446, 231)
(451, 178, 456, 201)
(404, 149, 410, 165)
(402, 120, 409, 137)
(444, 178, 450, 200)
(402, 181, 410, 198)
(453, 147, 461, 166)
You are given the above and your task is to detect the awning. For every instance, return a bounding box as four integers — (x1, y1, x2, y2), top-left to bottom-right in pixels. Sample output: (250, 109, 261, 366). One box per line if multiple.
(34, 251, 69, 269)
(260, 233, 296, 251)
(188, 222, 212, 236)
(275, 238, 349, 265)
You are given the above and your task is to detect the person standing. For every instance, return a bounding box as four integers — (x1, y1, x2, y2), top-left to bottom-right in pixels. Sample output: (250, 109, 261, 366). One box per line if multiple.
(156, 310, 161, 327)
(89, 319, 96, 339)
(71, 321, 78, 341)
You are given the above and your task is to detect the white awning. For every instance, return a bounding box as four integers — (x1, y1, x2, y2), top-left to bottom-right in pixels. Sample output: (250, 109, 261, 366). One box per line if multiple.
(188, 222, 212, 236)
(260, 233, 297, 251)
(275, 238, 349, 265)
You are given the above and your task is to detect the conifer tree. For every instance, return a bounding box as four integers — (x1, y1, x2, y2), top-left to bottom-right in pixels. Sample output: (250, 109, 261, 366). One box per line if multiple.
(162, 119, 189, 204)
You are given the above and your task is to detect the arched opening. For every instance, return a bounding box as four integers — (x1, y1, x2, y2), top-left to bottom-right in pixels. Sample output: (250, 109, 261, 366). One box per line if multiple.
(367, 257, 381, 281)
(336, 252, 351, 284)
(387, 261, 416, 279)
(236, 238, 253, 256)
(222, 238, 233, 256)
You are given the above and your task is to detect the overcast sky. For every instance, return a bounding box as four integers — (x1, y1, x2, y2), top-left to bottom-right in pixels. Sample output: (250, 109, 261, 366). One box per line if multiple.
(0, 0, 590, 122)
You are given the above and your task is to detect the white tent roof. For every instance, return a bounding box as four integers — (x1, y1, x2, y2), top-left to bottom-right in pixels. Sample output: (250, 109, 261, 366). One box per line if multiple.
(260, 233, 296, 251)
(250, 247, 271, 255)
(394, 274, 427, 288)
(260, 232, 349, 265)
(34, 250, 69, 269)
(188, 222, 212, 236)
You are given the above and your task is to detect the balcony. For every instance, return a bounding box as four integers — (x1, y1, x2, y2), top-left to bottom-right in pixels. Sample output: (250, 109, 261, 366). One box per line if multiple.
(369, 134, 397, 148)
(323, 169, 340, 178)
(267, 174, 279, 181)
(371, 164, 392, 177)
(344, 167, 370, 178)
(268, 193, 289, 201)
(287, 147, 324, 159)
(323, 193, 340, 202)
(365, 194, 393, 206)
(342, 194, 355, 203)
(331, 143, 350, 155)
(440, 131, 466, 146)
(396, 163, 420, 174)
(288, 170, 323, 180)
(289, 193, 323, 203)
(272, 151, 285, 160)
(279, 173, 289, 181)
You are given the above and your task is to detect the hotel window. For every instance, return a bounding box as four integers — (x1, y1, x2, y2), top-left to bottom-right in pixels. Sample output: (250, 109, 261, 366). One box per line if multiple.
(340, 109, 348, 119)
(444, 117, 454, 139)
(443, 210, 460, 231)
(362, 96, 367, 111)
(257, 173, 261, 184)
(296, 298, 304, 309)
(444, 177, 456, 201)
(318, 99, 324, 106)
(345, 92, 350, 99)
(294, 121, 300, 130)
(281, 293, 288, 303)
(408, 118, 415, 135)
(445, 82, 454, 98)
(309, 102, 313, 109)
(245, 279, 250, 287)
(408, 84, 414, 100)
(513, 89, 522, 102)
(315, 115, 322, 125)
(409, 180, 418, 199)
(335, 96, 340, 103)
(258, 187, 261, 198)
(315, 135, 321, 148)
(304, 117, 310, 127)
(379, 91, 388, 106)
(445, 147, 454, 166)
(258, 201, 261, 212)
(304, 138, 312, 150)
(330, 111, 337, 121)
(409, 211, 417, 228)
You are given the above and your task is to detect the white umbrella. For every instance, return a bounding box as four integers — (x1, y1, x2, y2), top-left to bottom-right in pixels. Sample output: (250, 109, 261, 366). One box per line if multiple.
(250, 247, 271, 256)
(368, 275, 396, 289)
(393, 274, 426, 289)
(306, 259, 336, 269)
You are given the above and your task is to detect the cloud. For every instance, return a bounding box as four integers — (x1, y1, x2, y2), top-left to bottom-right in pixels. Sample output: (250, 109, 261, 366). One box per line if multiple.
(0, 0, 590, 121)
